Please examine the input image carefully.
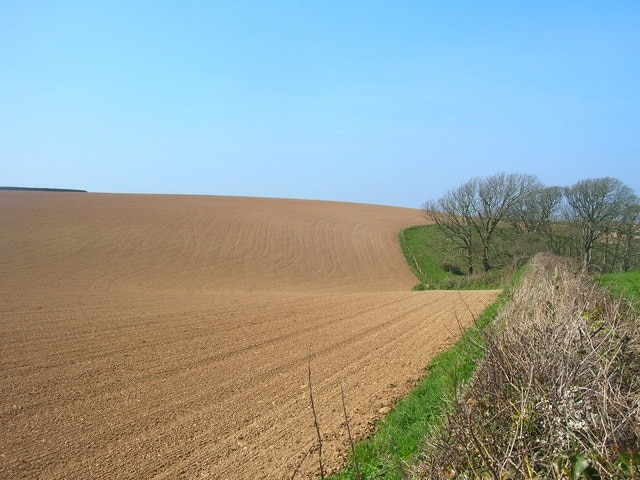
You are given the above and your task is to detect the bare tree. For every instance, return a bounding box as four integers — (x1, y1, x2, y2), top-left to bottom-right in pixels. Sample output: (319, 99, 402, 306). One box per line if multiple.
(618, 201, 640, 271)
(564, 177, 639, 271)
(423, 181, 477, 274)
(603, 200, 640, 272)
(470, 173, 542, 271)
(505, 185, 564, 265)
(424, 173, 542, 274)
(509, 186, 563, 236)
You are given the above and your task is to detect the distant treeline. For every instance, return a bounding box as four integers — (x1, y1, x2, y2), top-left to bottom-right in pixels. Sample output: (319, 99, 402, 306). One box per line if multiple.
(0, 186, 87, 193)
(424, 173, 640, 274)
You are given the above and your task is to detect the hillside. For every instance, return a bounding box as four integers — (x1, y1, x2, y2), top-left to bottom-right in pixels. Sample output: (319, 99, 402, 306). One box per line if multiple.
(0, 192, 498, 479)
(2, 192, 422, 295)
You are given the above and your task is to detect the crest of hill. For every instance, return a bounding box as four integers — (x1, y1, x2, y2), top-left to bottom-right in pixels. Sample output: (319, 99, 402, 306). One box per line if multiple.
(0, 186, 87, 192)
(0, 192, 425, 295)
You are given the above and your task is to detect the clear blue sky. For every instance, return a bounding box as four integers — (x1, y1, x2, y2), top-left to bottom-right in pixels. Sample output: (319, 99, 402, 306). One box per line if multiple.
(2, 1, 639, 208)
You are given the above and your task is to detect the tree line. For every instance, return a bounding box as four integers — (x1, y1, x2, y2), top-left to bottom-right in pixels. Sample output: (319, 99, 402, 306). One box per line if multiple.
(423, 173, 640, 274)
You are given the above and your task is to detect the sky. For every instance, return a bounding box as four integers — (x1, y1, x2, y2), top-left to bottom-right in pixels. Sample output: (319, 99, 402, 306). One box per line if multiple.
(1, 1, 639, 208)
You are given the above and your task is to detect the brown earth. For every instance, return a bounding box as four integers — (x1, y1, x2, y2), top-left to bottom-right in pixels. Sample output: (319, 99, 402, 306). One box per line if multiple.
(0, 192, 498, 479)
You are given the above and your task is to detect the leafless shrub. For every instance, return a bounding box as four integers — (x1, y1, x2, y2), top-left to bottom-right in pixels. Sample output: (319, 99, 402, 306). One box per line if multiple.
(341, 383, 362, 480)
(308, 349, 326, 480)
(412, 252, 640, 479)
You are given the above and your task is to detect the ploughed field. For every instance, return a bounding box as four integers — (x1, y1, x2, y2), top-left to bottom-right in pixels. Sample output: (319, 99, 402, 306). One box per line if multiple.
(0, 192, 498, 479)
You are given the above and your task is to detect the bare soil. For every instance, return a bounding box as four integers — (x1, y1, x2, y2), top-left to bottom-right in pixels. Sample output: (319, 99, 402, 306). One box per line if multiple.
(0, 192, 498, 479)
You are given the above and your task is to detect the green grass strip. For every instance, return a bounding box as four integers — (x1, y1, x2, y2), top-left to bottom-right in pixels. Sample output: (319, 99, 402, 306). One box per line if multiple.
(597, 270, 640, 306)
(397, 225, 446, 287)
(330, 296, 507, 479)
(398, 225, 506, 290)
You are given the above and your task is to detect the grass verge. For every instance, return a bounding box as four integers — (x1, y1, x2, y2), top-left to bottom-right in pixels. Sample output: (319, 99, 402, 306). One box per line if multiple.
(598, 269, 640, 306)
(398, 225, 509, 290)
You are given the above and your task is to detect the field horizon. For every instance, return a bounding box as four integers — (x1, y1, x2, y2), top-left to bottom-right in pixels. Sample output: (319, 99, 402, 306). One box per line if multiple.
(0, 191, 498, 479)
